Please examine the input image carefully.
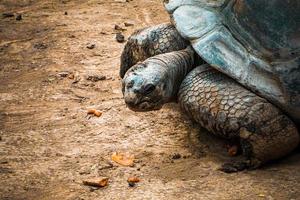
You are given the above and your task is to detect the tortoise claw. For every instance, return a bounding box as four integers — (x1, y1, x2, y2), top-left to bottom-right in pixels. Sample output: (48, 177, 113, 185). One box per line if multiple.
(219, 160, 250, 173)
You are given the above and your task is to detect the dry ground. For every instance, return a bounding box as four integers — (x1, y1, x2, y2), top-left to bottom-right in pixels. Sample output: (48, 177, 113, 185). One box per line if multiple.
(0, 0, 299, 199)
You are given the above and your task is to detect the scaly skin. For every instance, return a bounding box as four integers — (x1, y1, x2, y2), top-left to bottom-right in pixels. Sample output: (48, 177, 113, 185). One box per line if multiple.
(179, 64, 299, 171)
(120, 23, 188, 78)
(122, 47, 194, 111)
(121, 23, 299, 172)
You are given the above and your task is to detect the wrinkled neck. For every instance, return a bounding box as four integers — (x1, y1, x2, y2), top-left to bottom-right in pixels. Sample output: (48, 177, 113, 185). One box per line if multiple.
(148, 48, 195, 101)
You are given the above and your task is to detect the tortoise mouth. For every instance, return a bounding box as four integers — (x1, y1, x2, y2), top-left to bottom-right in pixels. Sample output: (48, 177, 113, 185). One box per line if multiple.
(126, 99, 163, 112)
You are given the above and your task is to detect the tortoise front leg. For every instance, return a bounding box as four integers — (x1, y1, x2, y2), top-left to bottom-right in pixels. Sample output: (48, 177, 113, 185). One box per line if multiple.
(179, 64, 299, 172)
(120, 23, 188, 78)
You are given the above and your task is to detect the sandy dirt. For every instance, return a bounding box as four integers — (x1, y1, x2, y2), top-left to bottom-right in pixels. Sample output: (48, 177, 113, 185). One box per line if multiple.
(0, 1, 299, 199)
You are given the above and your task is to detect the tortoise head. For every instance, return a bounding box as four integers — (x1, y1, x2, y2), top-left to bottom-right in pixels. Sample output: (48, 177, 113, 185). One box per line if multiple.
(122, 62, 172, 112)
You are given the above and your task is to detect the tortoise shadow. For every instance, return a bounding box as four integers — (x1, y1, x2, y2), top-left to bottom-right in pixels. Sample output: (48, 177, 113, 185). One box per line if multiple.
(185, 117, 300, 171)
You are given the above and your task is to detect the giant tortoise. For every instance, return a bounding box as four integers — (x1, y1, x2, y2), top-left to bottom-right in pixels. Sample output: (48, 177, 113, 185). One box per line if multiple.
(120, 0, 300, 172)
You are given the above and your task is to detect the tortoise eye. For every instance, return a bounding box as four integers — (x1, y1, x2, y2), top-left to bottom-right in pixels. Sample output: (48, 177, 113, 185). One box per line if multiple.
(143, 84, 155, 95)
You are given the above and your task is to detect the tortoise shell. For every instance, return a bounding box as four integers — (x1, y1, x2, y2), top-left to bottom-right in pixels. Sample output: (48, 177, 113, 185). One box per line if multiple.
(164, 0, 300, 123)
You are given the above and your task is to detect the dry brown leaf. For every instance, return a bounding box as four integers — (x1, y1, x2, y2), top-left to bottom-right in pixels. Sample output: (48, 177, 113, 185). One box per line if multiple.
(127, 176, 140, 183)
(228, 145, 238, 157)
(87, 109, 102, 117)
(83, 177, 109, 187)
(111, 152, 134, 167)
(87, 109, 96, 114)
(127, 176, 140, 187)
(94, 110, 102, 117)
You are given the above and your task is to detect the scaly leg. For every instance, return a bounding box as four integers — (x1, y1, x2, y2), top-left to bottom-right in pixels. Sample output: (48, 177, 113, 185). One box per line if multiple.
(179, 64, 299, 172)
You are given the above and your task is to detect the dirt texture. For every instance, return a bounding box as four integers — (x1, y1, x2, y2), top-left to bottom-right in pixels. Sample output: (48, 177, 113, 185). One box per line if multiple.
(0, 1, 299, 200)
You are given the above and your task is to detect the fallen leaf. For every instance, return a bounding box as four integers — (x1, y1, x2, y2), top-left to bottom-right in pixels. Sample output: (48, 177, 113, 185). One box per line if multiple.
(94, 110, 102, 117)
(127, 176, 140, 183)
(87, 109, 102, 117)
(228, 145, 238, 157)
(127, 176, 140, 187)
(87, 109, 96, 115)
(83, 177, 109, 187)
(111, 152, 134, 167)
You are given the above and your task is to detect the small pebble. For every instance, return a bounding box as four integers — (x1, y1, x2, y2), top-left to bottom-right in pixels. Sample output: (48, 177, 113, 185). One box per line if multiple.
(57, 71, 69, 77)
(116, 33, 125, 43)
(86, 43, 95, 49)
(16, 14, 22, 21)
(34, 43, 47, 50)
(124, 22, 134, 27)
(172, 153, 181, 160)
(68, 73, 75, 79)
(114, 24, 126, 31)
(86, 75, 106, 82)
(128, 182, 135, 187)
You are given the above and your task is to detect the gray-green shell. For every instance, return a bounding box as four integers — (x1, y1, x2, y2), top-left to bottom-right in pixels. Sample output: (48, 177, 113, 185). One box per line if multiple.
(164, 0, 300, 123)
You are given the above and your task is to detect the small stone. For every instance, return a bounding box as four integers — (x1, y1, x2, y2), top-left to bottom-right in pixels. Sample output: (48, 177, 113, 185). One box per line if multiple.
(16, 14, 22, 21)
(68, 73, 75, 79)
(79, 167, 91, 175)
(64, 11, 68, 15)
(86, 75, 106, 82)
(57, 71, 70, 77)
(89, 187, 98, 192)
(116, 33, 125, 43)
(83, 177, 109, 188)
(124, 22, 134, 27)
(114, 24, 126, 31)
(34, 43, 48, 50)
(128, 182, 135, 187)
(219, 164, 238, 173)
(219, 161, 248, 173)
(86, 43, 95, 49)
(172, 153, 181, 160)
(72, 74, 81, 84)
